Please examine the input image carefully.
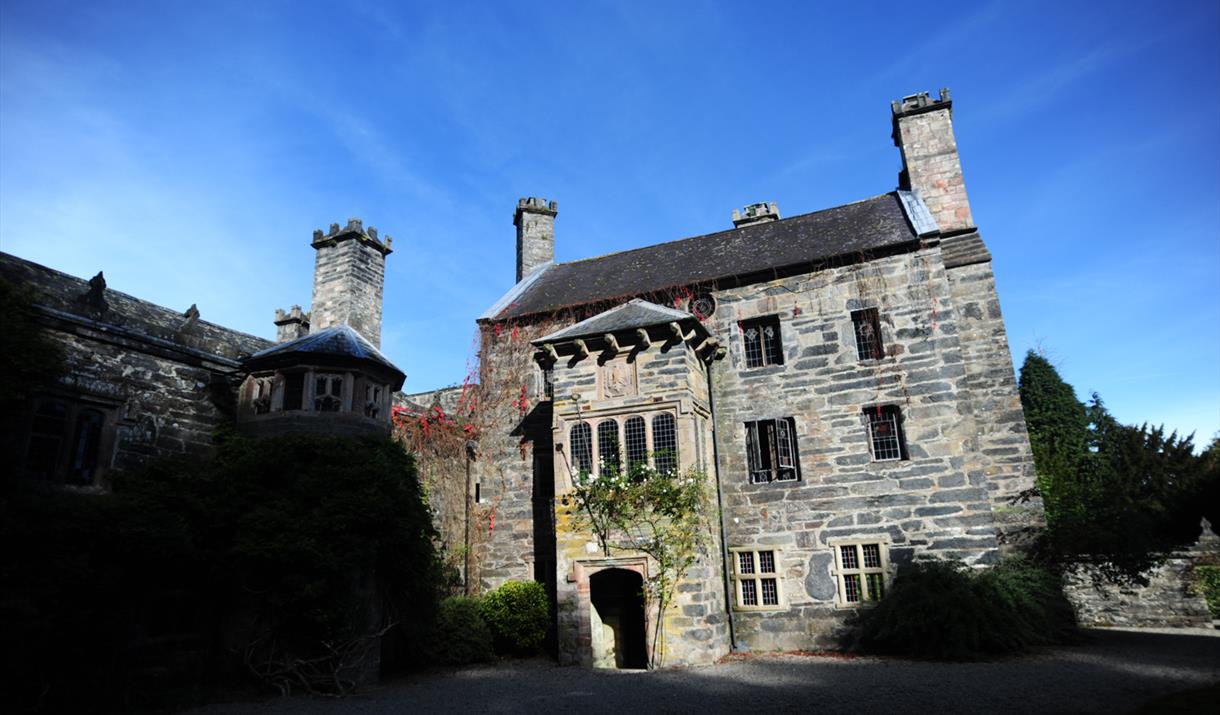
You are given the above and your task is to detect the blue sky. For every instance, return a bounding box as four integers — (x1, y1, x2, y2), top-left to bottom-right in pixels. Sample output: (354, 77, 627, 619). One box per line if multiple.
(2, 1, 1218, 444)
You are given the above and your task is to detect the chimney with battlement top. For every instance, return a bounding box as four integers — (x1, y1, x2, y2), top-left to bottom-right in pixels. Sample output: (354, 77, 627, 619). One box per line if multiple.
(732, 202, 780, 228)
(892, 88, 975, 235)
(309, 218, 393, 347)
(514, 197, 556, 282)
(273, 305, 310, 342)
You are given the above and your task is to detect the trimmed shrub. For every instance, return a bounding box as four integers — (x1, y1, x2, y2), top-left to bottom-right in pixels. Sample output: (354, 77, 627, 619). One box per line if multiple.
(1197, 566, 1220, 619)
(429, 597, 494, 665)
(860, 557, 1076, 660)
(479, 580, 549, 655)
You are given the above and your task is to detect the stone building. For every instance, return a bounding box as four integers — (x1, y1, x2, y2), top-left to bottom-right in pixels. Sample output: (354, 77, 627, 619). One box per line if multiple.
(1, 217, 402, 487)
(469, 88, 1040, 666)
(1, 88, 1039, 672)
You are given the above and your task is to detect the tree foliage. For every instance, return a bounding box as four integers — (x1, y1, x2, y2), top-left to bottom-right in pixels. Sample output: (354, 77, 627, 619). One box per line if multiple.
(1018, 350, 1219, 578)
(0, 277, 64, 405)
(1, 434, 442, 710)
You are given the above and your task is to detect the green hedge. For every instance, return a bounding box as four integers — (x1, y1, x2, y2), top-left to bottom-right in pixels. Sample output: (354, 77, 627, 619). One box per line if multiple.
(860, 557, 1076, 660)
(428, 597, 495, 665)
(1197, 566, 1220, 619)
(478, 580, 549, 655)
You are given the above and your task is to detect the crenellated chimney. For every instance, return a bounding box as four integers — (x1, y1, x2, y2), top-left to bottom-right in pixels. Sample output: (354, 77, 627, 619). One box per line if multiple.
(732, 202, 780, 228)
(892, 88, 975, 235)
(309, 218, 393, 347)
(273, 305, 310, 342)
(514, 197, 556, 282)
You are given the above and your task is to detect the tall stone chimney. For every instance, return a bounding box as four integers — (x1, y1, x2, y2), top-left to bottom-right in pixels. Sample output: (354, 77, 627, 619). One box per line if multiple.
(514, 197, 556, 282)
(309, 218, 393, 347)
(892, 88, 975, 234)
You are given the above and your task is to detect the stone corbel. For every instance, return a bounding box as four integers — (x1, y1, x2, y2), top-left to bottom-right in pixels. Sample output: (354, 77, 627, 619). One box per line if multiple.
(635, 328, 651, 350)
(573, 339, 589, 358)
(602, 333, 620, 356)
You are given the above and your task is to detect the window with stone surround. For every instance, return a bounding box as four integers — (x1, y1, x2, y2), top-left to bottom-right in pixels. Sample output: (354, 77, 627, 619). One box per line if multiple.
(731, 548, 783, 609)
(864, 405, 907, 461)
(624, 416, 647, 473)
(567, 411, 680, 479)
(745, 417, 799, 483)
(23, 397, 114, 487)
(851, 308, 884, 361)
(569, 422, 593, 475)
(651, 413, 677, 475)
(282, 373, 304, 411)
(597, 419, 621, 475)
(832, 541, 889, 606)
(740, 315, 783, 368)
(314, 374, 343, 412)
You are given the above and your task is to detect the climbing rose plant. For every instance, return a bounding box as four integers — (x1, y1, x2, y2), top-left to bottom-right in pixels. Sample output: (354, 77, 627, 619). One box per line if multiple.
(568, 460, 713, 668)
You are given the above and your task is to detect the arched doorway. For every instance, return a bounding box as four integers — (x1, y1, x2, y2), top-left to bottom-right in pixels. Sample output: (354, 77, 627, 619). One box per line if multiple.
(589, 568, 647, 669)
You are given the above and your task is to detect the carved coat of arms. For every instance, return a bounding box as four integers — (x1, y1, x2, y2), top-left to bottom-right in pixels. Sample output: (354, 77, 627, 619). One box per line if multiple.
(602, 361, 637, 398)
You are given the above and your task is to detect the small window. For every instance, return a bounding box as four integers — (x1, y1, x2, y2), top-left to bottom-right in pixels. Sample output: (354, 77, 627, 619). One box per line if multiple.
(834, 542, 889, 605)
(851, 308, 884, 361)
(740, 315, 783, 368)
(364, 384, 382, 418)
(597, 420, 621, 476)
(252, 377, 274, 414)
(540, 365, 554, 401)
(68, 408, 104, 486)
(570, 423, 593, 475)
(732, 548, 782, 609)
(315, 374, 343, 412)
(283, 373, 304, 411)
(745, 418, 799, 483)
(651, 413, 678, 475)
(624, 416, 647, 474)
(865, 405, 907, 461)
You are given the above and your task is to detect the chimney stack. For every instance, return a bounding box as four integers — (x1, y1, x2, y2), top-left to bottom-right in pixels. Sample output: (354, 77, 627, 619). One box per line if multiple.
(892, 88, 975, 235)
(273, 305, 310, 342)
(732, 202, 780, 228)
(514, 197, 556, 282)
(309, 218, 393, 347)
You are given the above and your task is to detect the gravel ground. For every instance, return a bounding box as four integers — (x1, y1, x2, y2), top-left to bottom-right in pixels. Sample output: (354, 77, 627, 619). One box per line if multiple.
(186, 628, 1220, 715)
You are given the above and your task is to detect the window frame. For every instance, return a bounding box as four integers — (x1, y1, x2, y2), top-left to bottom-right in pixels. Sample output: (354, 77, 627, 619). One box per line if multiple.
(864, 405, 908, 462)
(22, 395, 117, 488)
(744, 417, 800, 484)
(729, 547, 785, 611)
(851, 308, 885, 361)
(739, 315, 784, 369)
(830, 540, 891, 608)
(566, 410, 681, 481)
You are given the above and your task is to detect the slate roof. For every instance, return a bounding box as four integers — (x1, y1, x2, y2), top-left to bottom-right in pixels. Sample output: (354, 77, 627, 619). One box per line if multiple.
(534, 299, 701, 344)
(489, 192, 922, 321)
(245, 324, 405, 389)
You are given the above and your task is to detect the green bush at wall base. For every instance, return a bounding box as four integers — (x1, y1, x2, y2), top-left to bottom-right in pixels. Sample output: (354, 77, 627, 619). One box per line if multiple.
(428, 597, 495, 665)
(860, 557, 1076, 660)
(478, 580, 549, 655)
(1197, 566, 1220, 619)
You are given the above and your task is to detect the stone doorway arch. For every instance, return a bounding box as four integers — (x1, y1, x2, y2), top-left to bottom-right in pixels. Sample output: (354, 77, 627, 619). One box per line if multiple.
(589, 568, 647, 669)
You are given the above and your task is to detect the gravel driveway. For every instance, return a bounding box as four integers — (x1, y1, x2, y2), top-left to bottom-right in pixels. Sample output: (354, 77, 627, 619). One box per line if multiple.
(187, 627, 1220, 714)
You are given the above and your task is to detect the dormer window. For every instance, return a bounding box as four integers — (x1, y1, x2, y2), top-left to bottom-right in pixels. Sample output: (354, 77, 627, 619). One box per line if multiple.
(315, 374, 343, 412)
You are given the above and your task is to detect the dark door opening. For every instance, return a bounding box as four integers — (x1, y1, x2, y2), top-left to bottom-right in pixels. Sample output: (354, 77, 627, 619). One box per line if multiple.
(589, 568, 647, 669)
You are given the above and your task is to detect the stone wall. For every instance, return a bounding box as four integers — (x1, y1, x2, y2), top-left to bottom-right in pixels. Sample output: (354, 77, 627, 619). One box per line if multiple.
(1062, 523, 1219, 629)
(706, 244, 1010, 651)
(1, 252, 272, 483)
(945, 254, 1043, 548)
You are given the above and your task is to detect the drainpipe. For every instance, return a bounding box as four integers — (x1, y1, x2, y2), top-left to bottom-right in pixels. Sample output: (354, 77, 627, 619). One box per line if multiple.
(705, 357, 738, 651)
(464, 439, 478, 596)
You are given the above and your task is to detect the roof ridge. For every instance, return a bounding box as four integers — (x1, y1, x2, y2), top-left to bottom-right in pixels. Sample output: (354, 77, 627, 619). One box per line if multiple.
(556, 192, 898, 268)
